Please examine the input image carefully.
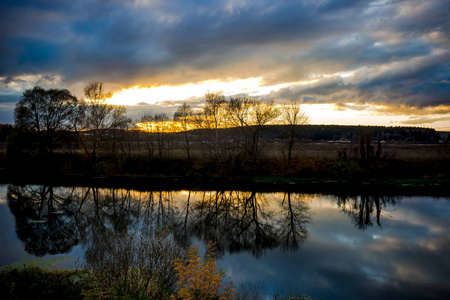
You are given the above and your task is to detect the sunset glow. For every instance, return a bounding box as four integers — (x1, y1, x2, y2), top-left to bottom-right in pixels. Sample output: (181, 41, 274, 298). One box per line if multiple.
(108, 77, 318, 106)
(1, 0, 449, 130)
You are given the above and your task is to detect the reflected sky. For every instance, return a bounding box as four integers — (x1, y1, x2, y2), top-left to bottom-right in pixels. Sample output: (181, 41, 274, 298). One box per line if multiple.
(217, 195, 450, 299)
(0, 185, 449, 299)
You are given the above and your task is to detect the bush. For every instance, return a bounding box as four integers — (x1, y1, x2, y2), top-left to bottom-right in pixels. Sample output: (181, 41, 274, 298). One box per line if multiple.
(83, 228, 186, 299)
(172, 241, 235, 300)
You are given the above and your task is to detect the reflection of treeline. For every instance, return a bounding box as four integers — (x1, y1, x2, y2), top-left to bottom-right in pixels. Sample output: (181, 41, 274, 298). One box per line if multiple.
(336, 195, 400, 230)
(7, 185, 408, 260)
(7, 185, 311, 258)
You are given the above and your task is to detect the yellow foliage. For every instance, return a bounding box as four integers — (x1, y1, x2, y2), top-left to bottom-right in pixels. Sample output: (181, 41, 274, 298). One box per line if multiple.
(172, 242, 235, 300)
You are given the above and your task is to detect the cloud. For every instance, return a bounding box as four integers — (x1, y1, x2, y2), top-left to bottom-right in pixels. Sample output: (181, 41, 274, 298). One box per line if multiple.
(400, 115, 450, 125)
(124, 97, 205, 121)
(0, 74, 62, 95)
(0, 0, 449, 123)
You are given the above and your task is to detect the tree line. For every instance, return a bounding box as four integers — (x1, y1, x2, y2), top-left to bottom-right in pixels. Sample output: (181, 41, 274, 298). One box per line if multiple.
(7, 82, 443, 177)
(12, 82, 129, 160)
(10, 84, 309, 167)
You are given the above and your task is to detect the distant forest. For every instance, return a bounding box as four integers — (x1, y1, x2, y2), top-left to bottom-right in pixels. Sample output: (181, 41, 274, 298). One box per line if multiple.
(262, 124, 443, 143)
(0, 123, 443, 144)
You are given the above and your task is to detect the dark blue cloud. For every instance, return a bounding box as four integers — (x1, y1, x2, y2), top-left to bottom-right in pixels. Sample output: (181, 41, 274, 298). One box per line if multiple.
(0, 0, 449, 123)
(0, 94, 18, 124)
(312, 34, 434, 66)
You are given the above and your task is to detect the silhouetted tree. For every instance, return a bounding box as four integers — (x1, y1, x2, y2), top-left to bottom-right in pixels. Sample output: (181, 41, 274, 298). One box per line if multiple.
(204, 91, 226, 156)
(226, 97, 280, 163)
(13, 86, 78, 155)
(280, 102, 309, 166)
(154, 113, 172, 158)
(73, 82, 129, 163)
(139, 114, 156, 158)
(174, 103, 194, 160)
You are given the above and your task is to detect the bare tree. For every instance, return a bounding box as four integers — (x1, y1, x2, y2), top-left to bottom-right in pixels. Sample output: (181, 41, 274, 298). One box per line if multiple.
(174, 103, 194, 160)
(118, 119, 136, 159)
(74, 82, 129, 161)
(204, 91, 226, 156)
(280, 102, 309, 165)
(153, 113, 170, 158)
(139, 114, 156, 158)
(226, 97, 280, 162)
(138, 113, 171, 158)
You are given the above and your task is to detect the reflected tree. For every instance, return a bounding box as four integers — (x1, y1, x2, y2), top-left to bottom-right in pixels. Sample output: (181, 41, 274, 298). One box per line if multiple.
(337, 195, 399, 230)
(7, 186, 312, 259)
(7, 185, 80, 256)
(277, 192, 311, 251)
(172, 191, 311, 258)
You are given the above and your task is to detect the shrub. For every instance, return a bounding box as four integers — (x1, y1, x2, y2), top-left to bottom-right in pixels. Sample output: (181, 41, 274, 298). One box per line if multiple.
(172, 241, 235, 300)
(83, 228, 186, 299)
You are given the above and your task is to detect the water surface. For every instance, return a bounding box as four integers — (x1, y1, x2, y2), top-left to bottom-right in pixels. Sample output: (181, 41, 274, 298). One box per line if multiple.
(0, 185, 448, 299)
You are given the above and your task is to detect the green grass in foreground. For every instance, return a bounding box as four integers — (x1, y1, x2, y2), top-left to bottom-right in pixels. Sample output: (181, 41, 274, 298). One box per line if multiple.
(252, 176, 450, 186)
(0, 265, 85, 300)
(0, 264, 319, 300)
(0, 257, 74, 271)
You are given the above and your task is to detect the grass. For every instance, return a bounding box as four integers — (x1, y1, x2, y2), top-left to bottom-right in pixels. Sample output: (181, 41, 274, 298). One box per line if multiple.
(0, 265, 86, 300)
(0, 257, 75, 271)
(0, 250, 321, 300)
(0, 265, 321, 300)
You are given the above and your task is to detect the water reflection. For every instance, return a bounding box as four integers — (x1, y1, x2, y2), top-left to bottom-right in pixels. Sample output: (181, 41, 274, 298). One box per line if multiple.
(7, 185, 80, 256)
(6, 186, 313, 257)
(171, 191, 310, 257)
(337, 195, 400, 230)
(3, 185, 450, 300)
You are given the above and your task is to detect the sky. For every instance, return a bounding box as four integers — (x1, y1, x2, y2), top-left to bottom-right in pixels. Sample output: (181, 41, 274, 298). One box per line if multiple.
(1, 0, 450, 129)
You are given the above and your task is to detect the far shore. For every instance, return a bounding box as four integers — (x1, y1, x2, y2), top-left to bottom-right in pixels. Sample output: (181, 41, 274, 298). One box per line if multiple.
(2, 173, 449, 196)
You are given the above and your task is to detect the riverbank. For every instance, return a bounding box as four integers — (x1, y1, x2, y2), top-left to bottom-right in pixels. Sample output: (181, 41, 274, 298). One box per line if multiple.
(2, 141, 449, 195)
(2, 172, 450, 196)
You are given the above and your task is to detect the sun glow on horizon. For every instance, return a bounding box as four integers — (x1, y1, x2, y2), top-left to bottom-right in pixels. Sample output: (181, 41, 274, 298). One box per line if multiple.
(108, 77, 318, 106)
(107, 76, 450, 131)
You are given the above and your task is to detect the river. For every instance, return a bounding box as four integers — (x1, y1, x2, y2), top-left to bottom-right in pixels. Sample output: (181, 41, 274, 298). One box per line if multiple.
(0, 184, 449, 299)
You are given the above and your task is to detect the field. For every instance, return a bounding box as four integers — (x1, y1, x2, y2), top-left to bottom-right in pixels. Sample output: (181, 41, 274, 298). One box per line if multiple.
(264, 141, 450, 160)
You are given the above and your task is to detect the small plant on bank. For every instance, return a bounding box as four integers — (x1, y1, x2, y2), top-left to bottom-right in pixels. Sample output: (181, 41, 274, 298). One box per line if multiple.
(83, 228, 186, 299)
(172, 241, 235, 300)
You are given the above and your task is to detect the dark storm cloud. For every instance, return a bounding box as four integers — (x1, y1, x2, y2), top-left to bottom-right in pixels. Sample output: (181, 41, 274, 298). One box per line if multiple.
(354, 50, 450, 107)
(0, 0, 449, 122)
(0, 1, 369, 79)
(0, 94, 18, 124)
(268, 76, 348, 102)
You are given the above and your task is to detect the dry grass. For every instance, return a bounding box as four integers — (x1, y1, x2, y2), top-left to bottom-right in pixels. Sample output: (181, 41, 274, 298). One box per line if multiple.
(264, 142, 450, 160)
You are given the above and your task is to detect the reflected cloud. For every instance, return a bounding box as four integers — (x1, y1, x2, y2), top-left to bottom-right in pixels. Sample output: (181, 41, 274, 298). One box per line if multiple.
(2, 185, 450, 299)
